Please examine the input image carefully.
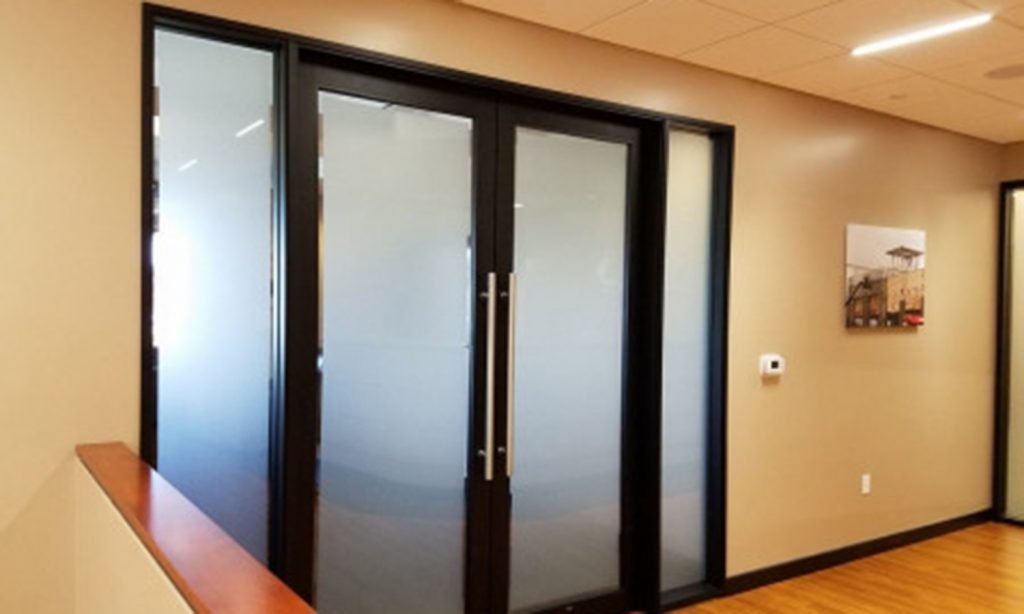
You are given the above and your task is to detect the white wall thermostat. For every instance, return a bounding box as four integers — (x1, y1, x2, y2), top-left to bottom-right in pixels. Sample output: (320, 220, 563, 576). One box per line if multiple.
(759, 353, 786, 377)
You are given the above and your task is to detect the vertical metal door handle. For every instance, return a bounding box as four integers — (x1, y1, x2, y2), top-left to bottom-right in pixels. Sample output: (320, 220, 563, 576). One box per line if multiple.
(506, 273, 517, 478)
(484, 272, 496, 481)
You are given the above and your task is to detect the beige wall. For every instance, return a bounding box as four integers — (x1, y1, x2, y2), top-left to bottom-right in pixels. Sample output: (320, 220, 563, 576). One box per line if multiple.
(0, 0, 1002, 598)
(1004, 142, 1024, 181)
(75, 461, 191, 614)
(0, 461, 75, 613)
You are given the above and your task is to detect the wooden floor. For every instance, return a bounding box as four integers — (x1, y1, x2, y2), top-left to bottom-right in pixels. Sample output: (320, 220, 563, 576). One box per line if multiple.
(674, 523, 1024, 613)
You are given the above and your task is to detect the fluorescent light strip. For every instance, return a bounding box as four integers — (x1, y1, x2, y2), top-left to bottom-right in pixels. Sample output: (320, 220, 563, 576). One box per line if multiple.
(851, 13, 991, 56)
(235, 118, 266, 138)
(178, 159, 198, 172)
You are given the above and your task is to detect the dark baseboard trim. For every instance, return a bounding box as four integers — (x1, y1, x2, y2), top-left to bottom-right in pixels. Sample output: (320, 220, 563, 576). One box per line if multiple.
(660, 582, 721, 612)
(996, 516, 1024, 529)
(718, 509, 993, 599)
(662, 510, 993, 612)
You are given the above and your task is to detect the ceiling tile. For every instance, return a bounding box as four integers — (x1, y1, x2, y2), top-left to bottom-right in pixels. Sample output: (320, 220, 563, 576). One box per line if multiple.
(834, 74, 1024, 141)
(457, 0, 645, 32)
(681, 25, 845, 77)
(458, 0, 1024, 141)
(764, 55, 911, 95)
(780, 0, 984, 49)
(699, 0, 841, 22)
(957, 0, 1024, 12)
(937, 49, 1024, 105)
(840, 74, 961, 108)
(1000, 5, 1024, 26)
(584, 0, 762, 57)
(867, 19, 1024, 70)
(907, 100, 1024, 142)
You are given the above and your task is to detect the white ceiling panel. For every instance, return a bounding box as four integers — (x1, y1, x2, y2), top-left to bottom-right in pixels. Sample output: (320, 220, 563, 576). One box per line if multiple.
(681, 26, 845, 78)
(839, 75, 963, 110)
(835, 75, 1024, 140)
(957, 0, 1024, 12)
(937, 50, 1024, 105)
(455, 0, 1024, 142)
(865, 19, 1024, 71)
(779, 0, 984, 49)
(998, 5, 1024, 27)
(700, 0, 841, 23)
(894, 96, 1024, 142)
(764, 54, 911, 95)
(584, 0, 761, 57)
(458, 0, 645, 32)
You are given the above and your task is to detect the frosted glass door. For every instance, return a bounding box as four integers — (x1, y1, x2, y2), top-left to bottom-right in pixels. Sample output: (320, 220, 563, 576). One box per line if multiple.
(1007, 187, 1024, 521)
(317, 91, 477, 614)
(508, 127, 629, 612)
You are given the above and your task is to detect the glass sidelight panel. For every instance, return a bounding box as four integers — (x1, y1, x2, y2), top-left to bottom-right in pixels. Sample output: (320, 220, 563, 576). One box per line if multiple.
(661, 130, 714, 589)
(153, 30, 275, 562)
(1007, 188, 1024, 521)
(509, 127, 629, 611)
(317, 92, 474, 614)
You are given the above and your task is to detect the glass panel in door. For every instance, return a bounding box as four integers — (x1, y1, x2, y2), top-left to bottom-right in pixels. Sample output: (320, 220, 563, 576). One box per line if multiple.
(661, 129, 714, 590)
(1008, 187, 1024, 521)
(316, 91, 475, 614)
(508, 126, 629, 612)
(153, 29, 275, 563)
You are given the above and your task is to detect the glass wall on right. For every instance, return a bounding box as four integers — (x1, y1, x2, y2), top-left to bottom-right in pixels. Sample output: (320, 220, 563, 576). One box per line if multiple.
(1007, 188, 1024, 521)
(661, 128, 714, 590)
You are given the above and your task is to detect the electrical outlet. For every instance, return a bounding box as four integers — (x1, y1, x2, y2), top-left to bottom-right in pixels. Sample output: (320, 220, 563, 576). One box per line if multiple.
(861, 473, 871, 495)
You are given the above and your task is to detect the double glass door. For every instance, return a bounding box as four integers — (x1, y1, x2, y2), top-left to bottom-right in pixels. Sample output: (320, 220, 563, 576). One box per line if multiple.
(307, 65, 636, 614)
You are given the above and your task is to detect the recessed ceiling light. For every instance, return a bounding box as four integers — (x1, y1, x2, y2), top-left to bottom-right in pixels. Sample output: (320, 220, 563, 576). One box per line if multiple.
(851, 13, 992, 57)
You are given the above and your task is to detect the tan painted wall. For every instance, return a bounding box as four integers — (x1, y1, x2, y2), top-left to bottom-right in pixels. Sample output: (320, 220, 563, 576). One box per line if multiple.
(75, 461, 191, 614)
(1003, 142, 1024, 181)
(0, 461, 75, 613)
(0, 0, 1000, 598)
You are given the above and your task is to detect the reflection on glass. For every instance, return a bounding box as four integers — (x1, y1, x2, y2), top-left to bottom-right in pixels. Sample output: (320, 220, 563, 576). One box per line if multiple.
(153, 30, 275, 562)
(661, 129, 713, 589)
(1008, 190, 1024, 520)
(509, 127, 627, 612)
(317, 92, 473, 614)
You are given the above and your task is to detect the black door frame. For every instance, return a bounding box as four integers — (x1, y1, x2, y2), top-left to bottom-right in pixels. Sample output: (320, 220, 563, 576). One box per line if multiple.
(141, 5, 733, 612)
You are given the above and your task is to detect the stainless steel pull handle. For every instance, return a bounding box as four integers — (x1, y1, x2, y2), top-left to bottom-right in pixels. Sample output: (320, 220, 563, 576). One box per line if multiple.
(483, 272, 497, 482)
(506, 273, 517, 478)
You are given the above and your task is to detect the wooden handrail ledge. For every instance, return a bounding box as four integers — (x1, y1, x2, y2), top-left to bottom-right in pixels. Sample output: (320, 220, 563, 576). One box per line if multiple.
(77, 442, 314, 614)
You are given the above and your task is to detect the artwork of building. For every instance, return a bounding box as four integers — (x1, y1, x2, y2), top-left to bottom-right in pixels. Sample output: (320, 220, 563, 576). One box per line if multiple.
(845, 228, 925, 328)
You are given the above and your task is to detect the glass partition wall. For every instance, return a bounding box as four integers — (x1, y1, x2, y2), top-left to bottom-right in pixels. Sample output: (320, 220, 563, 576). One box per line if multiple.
(1000, 184, 1024, 523)
(150, 29, 277, 562)
(662, 130, 714, 592)
(145, 12, 729, 614)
